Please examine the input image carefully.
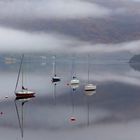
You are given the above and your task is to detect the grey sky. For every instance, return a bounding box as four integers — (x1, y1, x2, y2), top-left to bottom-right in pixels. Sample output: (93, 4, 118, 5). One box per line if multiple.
(0, 0, 140, 53)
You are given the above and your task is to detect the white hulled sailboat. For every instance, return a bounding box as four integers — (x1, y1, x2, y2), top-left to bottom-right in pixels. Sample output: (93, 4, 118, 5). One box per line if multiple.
(70, 55, 80, 90)
(84, 55, 96, 96)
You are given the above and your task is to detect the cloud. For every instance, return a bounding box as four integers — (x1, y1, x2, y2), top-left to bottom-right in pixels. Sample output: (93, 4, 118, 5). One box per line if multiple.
(0, 0, 110, 20)
(129, 0, 140, 2)
(79, 65, 140, 87)
(0, 26, 140, 54)
(0, 0, 139, 45)
(0, 27, 77, 53)
(73, 41, 140, 54)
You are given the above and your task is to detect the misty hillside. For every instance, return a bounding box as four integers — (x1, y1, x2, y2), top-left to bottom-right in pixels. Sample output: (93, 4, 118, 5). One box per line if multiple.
(1, 16, 140, 44)
(129, 54, 140, 71)
(130, 54, 140, 63)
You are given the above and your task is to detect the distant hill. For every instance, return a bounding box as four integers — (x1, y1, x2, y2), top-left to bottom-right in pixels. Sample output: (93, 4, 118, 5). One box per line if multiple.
(129, 54, 140, 71)
(130, 55, 140, 63)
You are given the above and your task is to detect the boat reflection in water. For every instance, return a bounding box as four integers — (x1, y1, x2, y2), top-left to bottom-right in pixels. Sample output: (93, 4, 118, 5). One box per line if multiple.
(86, 90, 96, 126)
(14, 95, 35, 138)
(69, 88, 77, 123)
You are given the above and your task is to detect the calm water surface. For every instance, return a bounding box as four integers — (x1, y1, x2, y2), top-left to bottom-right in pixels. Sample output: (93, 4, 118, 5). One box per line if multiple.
(0, 53, 140, 140)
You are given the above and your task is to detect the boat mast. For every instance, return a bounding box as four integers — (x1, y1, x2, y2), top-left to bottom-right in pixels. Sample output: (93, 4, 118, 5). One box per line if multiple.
(87, 54, 90, 84)
(14, 100, 23, 138)
(22, 55, 24, 90)
(21, 102, 24, 138)
(52, 55, 56, 76)
(71, 54, 76, 78)
(15, 54, 24, 93)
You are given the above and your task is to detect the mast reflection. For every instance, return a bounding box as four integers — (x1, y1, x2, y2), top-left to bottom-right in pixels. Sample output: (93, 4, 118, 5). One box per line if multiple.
(14, 95, 35, 138)
(86, 91, 96, 126)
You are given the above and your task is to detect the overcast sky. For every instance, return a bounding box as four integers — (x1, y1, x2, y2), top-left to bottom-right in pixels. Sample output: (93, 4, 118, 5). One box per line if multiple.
(0, 0, 140, 54)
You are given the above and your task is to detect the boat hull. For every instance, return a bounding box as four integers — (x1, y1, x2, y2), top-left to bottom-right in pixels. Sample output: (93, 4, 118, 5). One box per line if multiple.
(15, 91, 35, 98)
(16, 94, 35, 99)
(52, 77, 61, 83)
(84, 89, 96, 91)
(70, 79, 80, 85)
(84, 84, 96, 91)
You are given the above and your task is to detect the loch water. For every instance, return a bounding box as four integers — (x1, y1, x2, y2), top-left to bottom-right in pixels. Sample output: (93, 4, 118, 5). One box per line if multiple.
(0, 53, 140, 140)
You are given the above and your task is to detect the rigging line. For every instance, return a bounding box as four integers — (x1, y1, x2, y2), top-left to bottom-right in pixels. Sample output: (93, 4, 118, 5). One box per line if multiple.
(52, 55, 56, 76)
(71, 57, 74, 78)
(71, 54, 75, 78)
(22, 59, 23, 89)
(14, 100, 23, 137)
(14, 54, 24, 93)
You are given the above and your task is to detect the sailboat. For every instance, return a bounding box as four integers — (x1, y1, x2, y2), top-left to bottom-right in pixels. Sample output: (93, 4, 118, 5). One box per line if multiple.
(14, 96, 35, 138)
(84, 55, 96, 96)
(15, 54, 35, 98)
(70, 55, 80, 90)
(51, 56, 60, 105)
(51, 56, 61, 83)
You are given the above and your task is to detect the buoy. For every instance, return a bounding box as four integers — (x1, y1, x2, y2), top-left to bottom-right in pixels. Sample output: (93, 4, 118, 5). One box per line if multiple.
(70, 116, 76, 122)
(0, 112, 3, 115)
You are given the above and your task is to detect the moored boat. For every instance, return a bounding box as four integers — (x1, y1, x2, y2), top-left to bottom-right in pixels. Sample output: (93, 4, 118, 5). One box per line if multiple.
(84, 84, 96, 91)
(14, 54, 36, 98)
(52, 56, 61, 83)
(84, 55, 97, 96)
